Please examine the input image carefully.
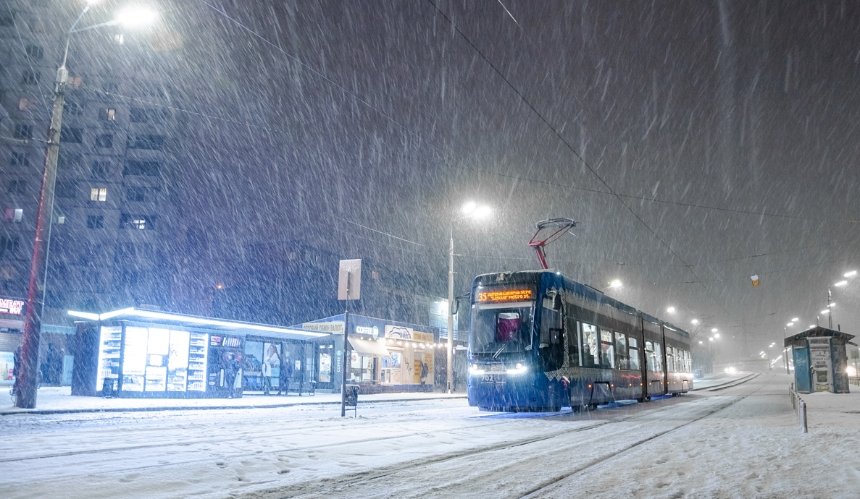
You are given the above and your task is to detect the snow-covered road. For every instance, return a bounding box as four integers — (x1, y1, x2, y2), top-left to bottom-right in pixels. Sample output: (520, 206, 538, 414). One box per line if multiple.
(1, 372, 857, 498)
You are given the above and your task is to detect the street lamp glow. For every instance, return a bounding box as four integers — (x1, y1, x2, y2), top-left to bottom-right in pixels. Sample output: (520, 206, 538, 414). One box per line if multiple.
(786, 322, 794, 327)
(113, 6, 159, 29)
(691, 318, 699, 326)
(834, 280, 848, 287)
(666, 306, 676, 314)
(709, 337, 714, 342)
(608, 279, 622, 289)
(711, 328, 718, 333)
(791, 317, 798, 322)
(714, 332, 720, 339)
(845, 270, 857, 278)
(448, 200, 492, 394)
(821, 309, 830, 315)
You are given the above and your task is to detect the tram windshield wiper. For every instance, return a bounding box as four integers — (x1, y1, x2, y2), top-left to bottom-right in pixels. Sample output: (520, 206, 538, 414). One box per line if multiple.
(492, 344, 506, 359)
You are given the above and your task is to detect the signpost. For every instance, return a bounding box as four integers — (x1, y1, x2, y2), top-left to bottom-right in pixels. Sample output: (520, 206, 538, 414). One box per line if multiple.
(338, 259, 361, 417)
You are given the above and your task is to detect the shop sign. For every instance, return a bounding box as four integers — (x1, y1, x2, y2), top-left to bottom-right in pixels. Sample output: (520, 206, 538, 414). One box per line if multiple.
(0, 298, 24, 316)
(302, 321, 345, 334)
(355, 325, 379, 338)
(385, 325, 413, 339)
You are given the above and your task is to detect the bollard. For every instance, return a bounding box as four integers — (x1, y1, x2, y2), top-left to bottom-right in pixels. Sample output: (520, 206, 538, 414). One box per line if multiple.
(800, 400, 808, 434)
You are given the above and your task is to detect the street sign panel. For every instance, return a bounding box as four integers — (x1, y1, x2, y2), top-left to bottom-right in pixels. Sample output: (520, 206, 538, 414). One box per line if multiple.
(338, 259, 362, 301)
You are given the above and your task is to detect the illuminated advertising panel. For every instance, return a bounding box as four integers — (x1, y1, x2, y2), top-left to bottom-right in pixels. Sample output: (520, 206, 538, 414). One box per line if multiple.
(476, 288, 534, 303)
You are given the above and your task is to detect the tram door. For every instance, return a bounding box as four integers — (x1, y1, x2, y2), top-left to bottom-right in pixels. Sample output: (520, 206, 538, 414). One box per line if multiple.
(792, 346, 811, 393)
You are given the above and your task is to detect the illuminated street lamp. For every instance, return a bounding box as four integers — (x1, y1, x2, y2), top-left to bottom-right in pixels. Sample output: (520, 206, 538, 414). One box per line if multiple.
(16, 3, 158, 409)
(447, 201, 492, 393)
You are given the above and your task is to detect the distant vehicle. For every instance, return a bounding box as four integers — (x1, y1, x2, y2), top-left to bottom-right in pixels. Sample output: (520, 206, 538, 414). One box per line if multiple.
(693, 369, 703, 379)
(467, 270, 693, 412)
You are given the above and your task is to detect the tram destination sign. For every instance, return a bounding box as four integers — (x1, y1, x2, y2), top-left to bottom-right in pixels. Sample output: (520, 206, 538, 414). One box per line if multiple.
(476, 288, 534, 303)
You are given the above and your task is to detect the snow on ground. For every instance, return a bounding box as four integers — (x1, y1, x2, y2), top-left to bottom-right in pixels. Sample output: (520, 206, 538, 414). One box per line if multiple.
(1, 372, 857, 498)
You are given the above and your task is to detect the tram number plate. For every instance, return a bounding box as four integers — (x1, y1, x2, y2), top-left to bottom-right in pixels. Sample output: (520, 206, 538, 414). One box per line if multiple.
(482, 374, 504, 383)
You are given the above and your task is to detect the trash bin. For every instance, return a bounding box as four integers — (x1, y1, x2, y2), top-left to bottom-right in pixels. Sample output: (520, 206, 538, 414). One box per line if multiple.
(345, 384, 359, 416)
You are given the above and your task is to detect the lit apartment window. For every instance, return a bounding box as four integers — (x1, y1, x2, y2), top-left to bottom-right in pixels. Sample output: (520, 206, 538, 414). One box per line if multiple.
(3, 208, 24, 223)
(103, 108, 117, 121)
(18, 97, 31, 111)
(90, 187, 108, 202)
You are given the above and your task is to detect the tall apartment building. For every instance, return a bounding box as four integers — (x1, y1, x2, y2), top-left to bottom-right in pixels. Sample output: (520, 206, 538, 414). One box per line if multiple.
(0, 0, 182, 340)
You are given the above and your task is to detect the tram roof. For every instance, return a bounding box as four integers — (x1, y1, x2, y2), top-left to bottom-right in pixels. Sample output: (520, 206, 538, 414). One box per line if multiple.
(67, 307, 331, 341)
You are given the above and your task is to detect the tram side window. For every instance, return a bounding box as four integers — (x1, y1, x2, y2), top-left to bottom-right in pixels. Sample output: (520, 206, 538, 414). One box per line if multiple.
(654, 342, 663, 371)
(539, 292, 564, 370)
(600, 330, 614, 368)
(683, 350, 691, 372)
(582, 323, 599, 367)
(646, 341, 656, 371)
(628, 338, 640, 370)
(566, 317, 581, 367)
(615, 332, 628, 370)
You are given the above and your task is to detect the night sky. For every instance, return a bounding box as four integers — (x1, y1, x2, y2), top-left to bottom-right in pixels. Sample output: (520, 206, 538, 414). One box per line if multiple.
(79, 0, 860, 359)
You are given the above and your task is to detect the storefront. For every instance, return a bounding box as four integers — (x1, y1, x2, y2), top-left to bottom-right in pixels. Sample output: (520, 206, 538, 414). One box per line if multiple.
(300, 314, 443, 393)
(0, 297, 25, 386)
(69, 307, 329, 398)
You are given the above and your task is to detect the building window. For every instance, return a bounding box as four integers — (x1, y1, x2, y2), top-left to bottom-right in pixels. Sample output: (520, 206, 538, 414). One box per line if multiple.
(61, 127, 83, 143)
(10, 152, 28, 167)
(17, 97, 32, 111)
(65, 100, 83, 115)
(126, 186, 146, 202)
(90, 187, 108, 202)
(86, 215, 105, 229)
(0, 236, 20, 259)
(3, 208, 24, 223)
(25, 45, 44, 60)
(91, 160, 111, 178)
(21, 70, 40, 85)
(102, 108, 117, 121)
(120, 213, 154, 230)
(123, 160, 160, 176)
(127, 134, 165, 150)
(7, 180, 26, 195)
(14, 123, 32, 140)
(55, 181, 78, 199)
(95, 133, 113, 148)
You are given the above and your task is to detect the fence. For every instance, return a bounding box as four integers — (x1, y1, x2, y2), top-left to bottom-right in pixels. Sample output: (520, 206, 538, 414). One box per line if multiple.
(789, 383, 808, 434)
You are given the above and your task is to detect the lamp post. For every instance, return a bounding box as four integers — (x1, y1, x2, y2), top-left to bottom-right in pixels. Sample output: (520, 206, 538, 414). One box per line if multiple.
(446, 201, 491, 393)
(15, 2, 158, 409)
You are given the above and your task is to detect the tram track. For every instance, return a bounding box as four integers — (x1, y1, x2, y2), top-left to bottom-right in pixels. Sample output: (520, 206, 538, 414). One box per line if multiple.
(519, 380, 763, 498)
(250, 382, 761, 498)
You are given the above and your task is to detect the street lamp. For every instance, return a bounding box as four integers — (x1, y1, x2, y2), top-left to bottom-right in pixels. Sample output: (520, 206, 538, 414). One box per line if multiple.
(447, 200, 492, 393)
(16, 2, 158, 409)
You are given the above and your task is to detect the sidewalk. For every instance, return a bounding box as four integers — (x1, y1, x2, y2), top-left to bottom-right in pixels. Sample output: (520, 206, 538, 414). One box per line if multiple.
(1, 386, 466, 416)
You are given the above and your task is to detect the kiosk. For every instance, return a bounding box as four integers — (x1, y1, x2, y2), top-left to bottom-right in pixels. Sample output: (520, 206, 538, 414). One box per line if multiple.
(70, 307, 329, 398)
(785, 326, 855, 394)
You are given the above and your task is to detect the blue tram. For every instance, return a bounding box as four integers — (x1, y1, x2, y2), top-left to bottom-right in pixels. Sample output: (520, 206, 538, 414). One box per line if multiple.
(466, 270, 693, 412)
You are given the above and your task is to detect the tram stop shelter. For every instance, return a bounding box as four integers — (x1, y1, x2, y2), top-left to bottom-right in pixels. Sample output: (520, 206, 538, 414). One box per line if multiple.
(785, 326, 855, 394)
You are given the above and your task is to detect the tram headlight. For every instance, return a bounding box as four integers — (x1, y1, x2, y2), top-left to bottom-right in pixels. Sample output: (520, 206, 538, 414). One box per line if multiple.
(469, 364, 486, 376)
(506, 362, 528, 375)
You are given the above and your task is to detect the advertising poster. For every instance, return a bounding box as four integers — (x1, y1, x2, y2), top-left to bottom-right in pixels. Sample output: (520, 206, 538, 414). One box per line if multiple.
(0, 351, 14, 382)
(263, 342, 281, 379)
(145, 328, 170, 392)
(319, 352, 331, 383)
(167, 330, 190, 392)
(122, 327, 148, 392)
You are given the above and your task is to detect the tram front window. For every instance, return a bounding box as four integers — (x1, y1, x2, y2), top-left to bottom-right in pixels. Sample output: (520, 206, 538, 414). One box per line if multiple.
(471, 303, 533, 356)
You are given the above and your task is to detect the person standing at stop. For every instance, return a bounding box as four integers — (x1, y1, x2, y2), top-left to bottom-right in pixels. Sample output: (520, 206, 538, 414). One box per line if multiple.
(277, 351, 292, 395)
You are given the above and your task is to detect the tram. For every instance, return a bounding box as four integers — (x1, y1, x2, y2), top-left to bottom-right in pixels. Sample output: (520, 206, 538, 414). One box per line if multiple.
(466, 270, 693, 412)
